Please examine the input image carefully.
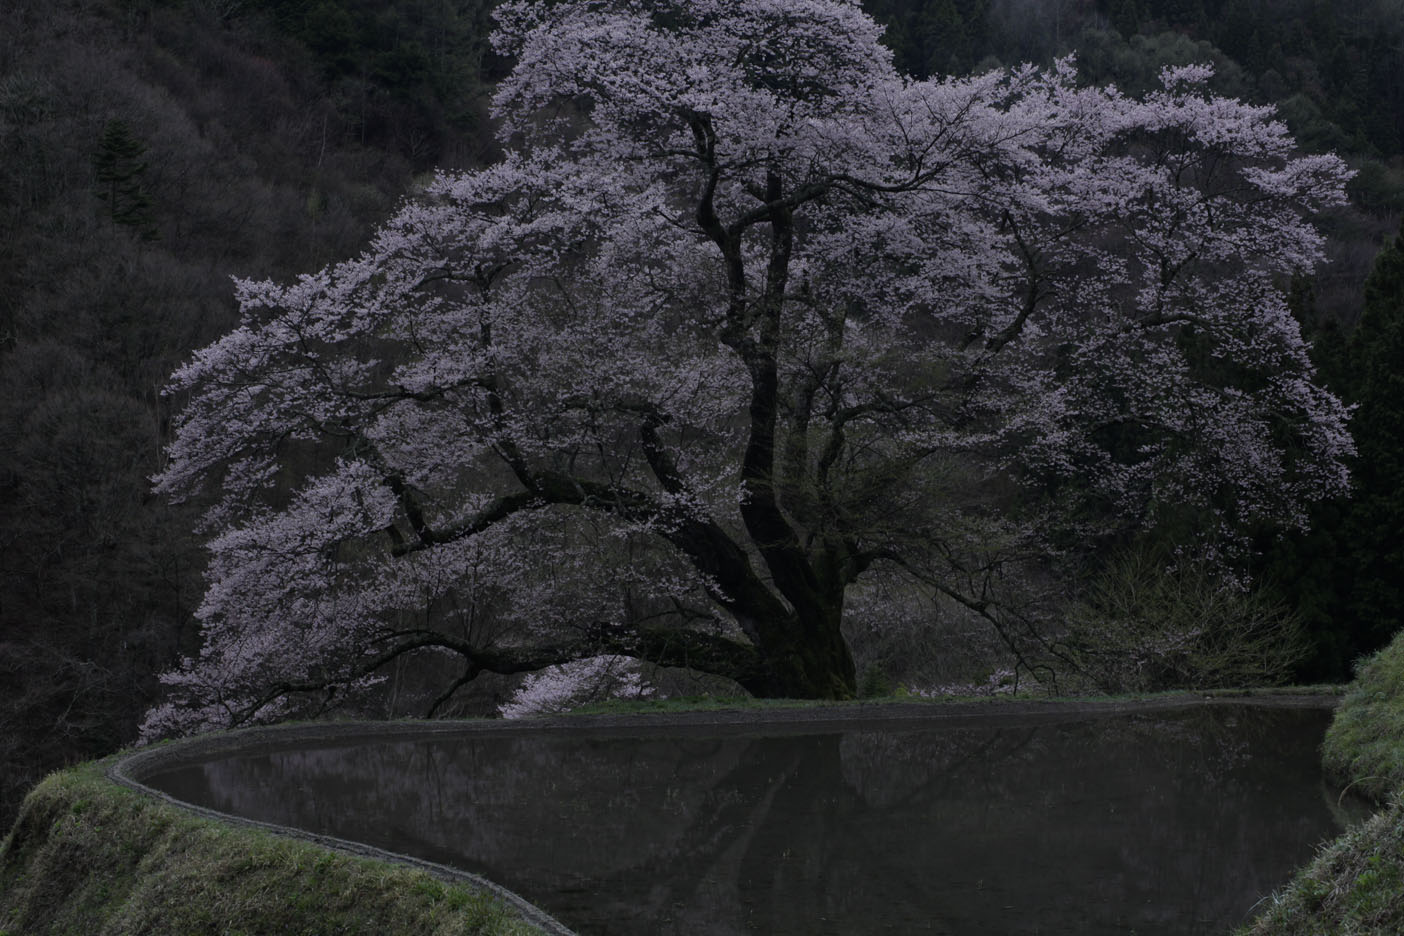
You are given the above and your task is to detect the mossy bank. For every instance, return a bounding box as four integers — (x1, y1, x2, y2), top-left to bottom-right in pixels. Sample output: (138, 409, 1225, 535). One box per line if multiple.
(0, 757, 551, 936)
(1240, 632, 1404, 935)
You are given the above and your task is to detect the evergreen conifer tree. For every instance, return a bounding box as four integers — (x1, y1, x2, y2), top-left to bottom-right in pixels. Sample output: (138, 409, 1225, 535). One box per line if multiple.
(93, 119, 156, 239)
(1345, 221, 1404, 647)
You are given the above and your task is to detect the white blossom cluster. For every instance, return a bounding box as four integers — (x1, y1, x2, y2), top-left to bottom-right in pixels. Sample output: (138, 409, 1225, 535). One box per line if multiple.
(499, 655, 656, 719)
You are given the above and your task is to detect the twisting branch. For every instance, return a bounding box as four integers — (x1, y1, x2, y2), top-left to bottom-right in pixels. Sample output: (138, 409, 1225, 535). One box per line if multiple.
(226, 622, 771, 728)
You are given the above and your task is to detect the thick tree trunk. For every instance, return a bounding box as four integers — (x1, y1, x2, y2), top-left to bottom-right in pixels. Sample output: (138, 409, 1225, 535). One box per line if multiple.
(687, 164, 861, 700)
(745, 599, 857, 700)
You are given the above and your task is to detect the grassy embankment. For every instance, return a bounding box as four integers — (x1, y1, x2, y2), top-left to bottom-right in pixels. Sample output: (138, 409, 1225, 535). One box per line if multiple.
(1239, 631, 1404, 935)
(0, 757, 547, 936)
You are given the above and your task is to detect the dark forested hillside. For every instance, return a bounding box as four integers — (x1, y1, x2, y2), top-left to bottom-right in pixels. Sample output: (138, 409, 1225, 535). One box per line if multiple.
(0, 0, 495, 825)
(1, 0, 1400, 827)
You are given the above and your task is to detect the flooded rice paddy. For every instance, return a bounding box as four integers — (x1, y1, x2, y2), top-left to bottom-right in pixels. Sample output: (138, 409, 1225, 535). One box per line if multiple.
(145, 702, 1361, 935)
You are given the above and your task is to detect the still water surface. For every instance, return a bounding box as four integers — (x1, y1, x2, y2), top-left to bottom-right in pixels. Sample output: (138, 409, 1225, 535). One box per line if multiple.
(147, 704, 1357, 936)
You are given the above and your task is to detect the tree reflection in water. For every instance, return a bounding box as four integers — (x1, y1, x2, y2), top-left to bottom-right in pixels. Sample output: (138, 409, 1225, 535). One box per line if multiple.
(148, 705, 1357, 936)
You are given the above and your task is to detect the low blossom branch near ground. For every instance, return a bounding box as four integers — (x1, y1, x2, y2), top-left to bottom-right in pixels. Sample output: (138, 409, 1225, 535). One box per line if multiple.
(499, 656, 656, 719)
(143, 0, 1353, 736)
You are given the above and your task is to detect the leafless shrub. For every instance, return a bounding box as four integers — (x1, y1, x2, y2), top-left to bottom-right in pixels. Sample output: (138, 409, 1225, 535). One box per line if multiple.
(1059, 548, 1308, 694)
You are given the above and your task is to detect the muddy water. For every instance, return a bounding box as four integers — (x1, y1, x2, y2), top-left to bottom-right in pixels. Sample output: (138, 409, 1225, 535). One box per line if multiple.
(146, 704, 1360, 936)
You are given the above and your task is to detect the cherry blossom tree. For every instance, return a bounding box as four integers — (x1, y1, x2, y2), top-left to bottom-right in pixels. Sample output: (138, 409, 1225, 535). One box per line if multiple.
(142, 0, 1354, 736)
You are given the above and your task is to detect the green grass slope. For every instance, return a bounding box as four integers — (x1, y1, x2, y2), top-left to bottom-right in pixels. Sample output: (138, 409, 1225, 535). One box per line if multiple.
(1239, 797, 1404, 936)
(1322, 630, 1404, 803)
(0, 759, 546, 936)
(1242, 634, 1404, 935)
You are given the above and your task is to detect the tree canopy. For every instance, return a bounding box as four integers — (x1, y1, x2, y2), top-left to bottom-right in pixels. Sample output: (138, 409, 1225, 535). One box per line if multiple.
(142, 0, 1353, 737)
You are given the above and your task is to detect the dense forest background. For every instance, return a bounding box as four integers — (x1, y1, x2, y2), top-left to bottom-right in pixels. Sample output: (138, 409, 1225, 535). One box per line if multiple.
(2, 0, 1401, 827)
